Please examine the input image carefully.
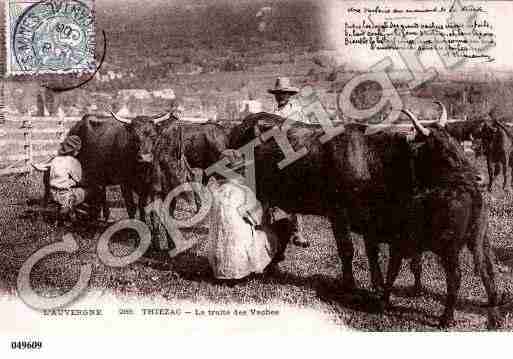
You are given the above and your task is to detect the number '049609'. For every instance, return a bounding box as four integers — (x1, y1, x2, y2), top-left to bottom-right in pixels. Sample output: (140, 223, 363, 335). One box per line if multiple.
(11, 341, 42, 350)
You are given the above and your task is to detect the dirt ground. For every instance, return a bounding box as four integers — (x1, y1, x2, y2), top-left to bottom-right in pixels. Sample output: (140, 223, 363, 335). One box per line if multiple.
(1, 156, 513, 331)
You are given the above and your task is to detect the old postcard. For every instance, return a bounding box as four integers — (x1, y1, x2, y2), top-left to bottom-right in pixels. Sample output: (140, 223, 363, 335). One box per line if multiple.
(1, 0, 513, 355)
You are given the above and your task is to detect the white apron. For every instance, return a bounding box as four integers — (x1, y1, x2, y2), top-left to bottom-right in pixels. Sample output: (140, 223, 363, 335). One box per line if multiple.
(208, 181, 275, 280)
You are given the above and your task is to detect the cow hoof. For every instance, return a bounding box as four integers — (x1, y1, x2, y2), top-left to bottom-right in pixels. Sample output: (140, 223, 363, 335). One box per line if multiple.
(341, 275, 356, 292)
(380, 297, 393, 312)
(438, 315, 454, 329)
(487, 312, 501, 330)
(263, 263, 281, 276)
(407, 285, 423, 297)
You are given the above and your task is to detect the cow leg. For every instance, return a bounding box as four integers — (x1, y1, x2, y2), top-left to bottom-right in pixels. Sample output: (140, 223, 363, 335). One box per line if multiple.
(383, 246, 403, 307)
(121, 184, 137, 219)
(409, 254, 422, 296)
(85, 186, 102, 221)
(149, 192, 163, 248)
(330, 209, 355, 291)
(193, 191, 202, 215)
(290, 214, 310, 248)
(510, 161, 513, 191)
(43, 169, 51, 206)
(502, 155, 509, 191)
(472, 236, 501, 329)
(169, 196, 179, 219)
(363, 235, 384, 293)
(138, 192, 149, 223)
(101, 186, 110, 221)
(439, 251, 461, 328)
(487, 159, 495, 192)
(190, 169, 208, 214)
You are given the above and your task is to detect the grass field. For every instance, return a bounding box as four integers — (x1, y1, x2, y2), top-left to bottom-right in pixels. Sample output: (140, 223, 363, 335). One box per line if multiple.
(1, 156, 513, 331)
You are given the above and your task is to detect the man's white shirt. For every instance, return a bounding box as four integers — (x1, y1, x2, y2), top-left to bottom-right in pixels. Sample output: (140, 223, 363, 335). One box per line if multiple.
(274, 98, 315, 124)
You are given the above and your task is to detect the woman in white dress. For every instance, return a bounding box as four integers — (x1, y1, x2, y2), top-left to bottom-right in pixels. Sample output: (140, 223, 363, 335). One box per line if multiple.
(208, 153, 292, 282)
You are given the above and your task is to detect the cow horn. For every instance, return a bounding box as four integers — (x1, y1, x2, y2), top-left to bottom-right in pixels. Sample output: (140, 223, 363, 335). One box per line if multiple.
(110, 111, 132, 124)
(153, 112, 171, 124)
(434, 101, 447, 127)
(402, 109, 431, 137)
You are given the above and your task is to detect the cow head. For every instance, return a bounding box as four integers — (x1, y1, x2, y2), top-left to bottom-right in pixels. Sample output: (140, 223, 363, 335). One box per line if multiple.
(479, 120, 499, 152)
(111, 112, 171, 164)
(229, 113, 284, 149)
(470, 119, 486, 139)
(402, 102, 483, 188)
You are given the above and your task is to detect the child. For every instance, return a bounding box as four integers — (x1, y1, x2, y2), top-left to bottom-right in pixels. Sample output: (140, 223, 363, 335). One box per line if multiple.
(46, 135, 86, 221)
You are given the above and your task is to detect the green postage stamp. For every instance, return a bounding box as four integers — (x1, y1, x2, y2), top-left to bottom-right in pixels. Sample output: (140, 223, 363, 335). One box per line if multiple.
(5, 0, 95, 75)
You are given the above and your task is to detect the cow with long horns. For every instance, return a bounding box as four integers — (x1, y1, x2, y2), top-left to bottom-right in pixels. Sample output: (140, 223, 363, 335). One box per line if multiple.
(59, 111, 173, 221)
(228, 104, 500, 327)
(379, 103, 501, 328)
(227, 112, 420, 291)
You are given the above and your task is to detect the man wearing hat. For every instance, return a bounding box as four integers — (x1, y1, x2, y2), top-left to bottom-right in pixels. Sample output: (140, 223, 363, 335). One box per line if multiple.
(268, 77, 308, 123)
(46, 135, 86, 220)
(268, 77, 310, 248)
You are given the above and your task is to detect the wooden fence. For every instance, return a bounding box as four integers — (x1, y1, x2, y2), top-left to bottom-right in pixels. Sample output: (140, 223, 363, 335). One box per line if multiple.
(0, 113, 211, 177)
(0, 114, 79, 176)
(0, 114, 507, 177)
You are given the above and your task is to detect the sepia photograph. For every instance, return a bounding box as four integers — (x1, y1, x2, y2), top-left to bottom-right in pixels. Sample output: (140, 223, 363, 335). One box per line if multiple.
(1, 1, 513, 350)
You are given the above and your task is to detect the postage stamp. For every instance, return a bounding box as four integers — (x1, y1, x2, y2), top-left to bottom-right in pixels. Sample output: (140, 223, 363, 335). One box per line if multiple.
(5, 0, 95, 76)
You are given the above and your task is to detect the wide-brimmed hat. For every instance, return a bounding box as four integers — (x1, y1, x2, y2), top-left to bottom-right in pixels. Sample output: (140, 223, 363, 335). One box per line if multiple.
(58, 135, 81, 155)
(267, 77, 300, 95)
(169, 99, 185, 117)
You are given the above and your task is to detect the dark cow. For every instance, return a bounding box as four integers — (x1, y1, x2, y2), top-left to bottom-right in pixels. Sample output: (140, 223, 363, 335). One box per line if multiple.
(228, 112, 390, 290)
(150, 121, 230, 212)
(120, 118, 230, 250)
(348, 127, 423, 295)
(379, 107, 500, 328)
(445, 119, 485, 142)
(479, 119, 513, 191)
(179, 121, 231, 178)
(111, 113, 230, 186)
(229, 113, 426, 292)
(44, 112, 171, 221)
(110, 113, 230, 241)
(351, 105, 486, 299)
(228, 108, 500, 328)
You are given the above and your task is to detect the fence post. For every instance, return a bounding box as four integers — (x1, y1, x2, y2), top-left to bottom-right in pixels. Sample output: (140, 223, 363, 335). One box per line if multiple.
(57, 107, 65, 142)
(0, 81, 5, 125)
(22, 117, 33, 174)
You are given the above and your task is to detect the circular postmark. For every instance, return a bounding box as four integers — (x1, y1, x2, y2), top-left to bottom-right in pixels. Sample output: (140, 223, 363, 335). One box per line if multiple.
(13, 0, 95, 73)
